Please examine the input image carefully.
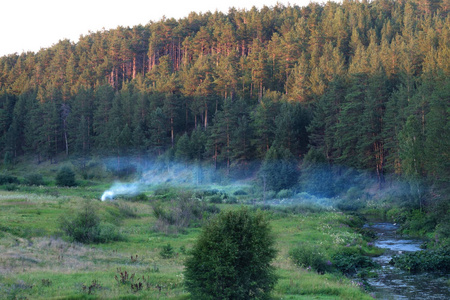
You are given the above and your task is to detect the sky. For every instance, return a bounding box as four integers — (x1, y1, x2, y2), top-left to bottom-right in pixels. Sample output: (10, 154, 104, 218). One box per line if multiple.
(1, 0, 314, 57)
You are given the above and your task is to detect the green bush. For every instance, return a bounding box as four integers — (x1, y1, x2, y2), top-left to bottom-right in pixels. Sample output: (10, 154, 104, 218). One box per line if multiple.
(277, 189, 293, 199)
(152, 194, 220, 234)
(224, 196, 238, 204)
(184, 208, 278, 299)
(160, 243, 175, 259)
(208, 195, 222, 204)
(1, 183, 19, 191)
(56, 166, 77, 187)
(390, 248, 450, 273)
(290, 243, 332, 274)
(126, 193, 148, 202)
(24, 173, 45, 186)
(0, 174, 19, 185)
(59, 202, 121, 243)
(332, 253, 378, 275)
(233, 189, 247, 196)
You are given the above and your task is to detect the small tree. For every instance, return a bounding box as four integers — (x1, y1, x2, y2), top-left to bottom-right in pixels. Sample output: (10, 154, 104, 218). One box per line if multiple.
(184, 208, 277, 299)
(59, 202, 101, 243)
(56, 166, 77, 187)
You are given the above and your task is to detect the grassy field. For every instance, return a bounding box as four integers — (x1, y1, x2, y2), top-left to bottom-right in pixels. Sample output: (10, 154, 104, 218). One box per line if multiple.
(0, 183, 375, 299)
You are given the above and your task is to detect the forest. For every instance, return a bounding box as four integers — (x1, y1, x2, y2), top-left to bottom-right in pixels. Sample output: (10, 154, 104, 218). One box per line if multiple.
(0, 0, 448, 219)
(0, 0, 449, 298)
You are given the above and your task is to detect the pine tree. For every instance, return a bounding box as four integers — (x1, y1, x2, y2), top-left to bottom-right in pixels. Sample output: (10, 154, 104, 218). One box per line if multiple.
(259, 144, 298, 192)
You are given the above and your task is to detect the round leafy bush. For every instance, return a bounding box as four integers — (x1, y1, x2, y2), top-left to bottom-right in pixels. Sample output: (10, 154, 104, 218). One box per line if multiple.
(59, 202, 121, 243)
(24, 173, 45, 186)
(184, 208, 278, 299)
(332, 253, 378, 275)
(233, 189, 247, 196)
(208, 195, 222, 204)
(290, 243, 332, 274)
(0, 174, 19, 185)
(276, 189, 293, 199)
(56, 166, 77, 187)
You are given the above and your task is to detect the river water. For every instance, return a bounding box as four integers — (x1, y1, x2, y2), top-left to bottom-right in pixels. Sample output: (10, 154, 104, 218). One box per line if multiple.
(366, 222, 450, 299)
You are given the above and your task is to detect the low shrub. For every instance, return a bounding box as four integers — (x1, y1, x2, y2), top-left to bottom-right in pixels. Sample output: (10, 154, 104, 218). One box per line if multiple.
(59, 202, 122, 243)
(290, 243, 332, 274)
(24, 173, 45, 186)
(56, 166, 77, 187)
(153, 186, 177, 200)
(233, 189, 247, 196)
(114, 202, 138, 218)
(390, 248, 450, 273)
(225, 196, 238, 204)
(126, 193, 148, 202)
(332, 253, 378, 275)
(208, 195, 222, 204)
(152, 194, 220, 234)
(0, 174, 20, 185)
(336, 197, 366, 211)
(277, 189, 293, 199)
(160, 243, 175, 259)
(1, 183, 18, 191)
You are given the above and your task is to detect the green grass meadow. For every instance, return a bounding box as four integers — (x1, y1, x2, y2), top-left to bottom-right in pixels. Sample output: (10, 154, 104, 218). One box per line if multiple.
(0, 185, 374, 299)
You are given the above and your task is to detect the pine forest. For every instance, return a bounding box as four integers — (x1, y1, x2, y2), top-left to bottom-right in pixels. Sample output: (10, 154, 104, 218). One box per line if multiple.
(0, 0, 449, 212)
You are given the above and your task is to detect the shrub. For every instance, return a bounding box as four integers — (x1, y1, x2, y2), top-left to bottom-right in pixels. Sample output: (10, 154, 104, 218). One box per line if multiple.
(208, 195, 222, 204)
(332, 253, 378, 275)
(56, 166, 77, 187)
(126, 193, 148, 202)
(152, 194, 220, 234)
(59, 202, 121, 243)
(160, 243, 175, 259)
(233, 189, 247, 196)
(24, 173, 45, 186)
(290, 243, 332, 274)
(0, 174, 19, 185)
(224, 196, 238, 204)
(390, 248, 450, 273)
(184, 208, 278, 299)
(277, 189, 293, 199)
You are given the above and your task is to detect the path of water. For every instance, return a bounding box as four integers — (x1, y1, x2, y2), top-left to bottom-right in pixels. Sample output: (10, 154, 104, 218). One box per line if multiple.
(366, 222, 450, 299)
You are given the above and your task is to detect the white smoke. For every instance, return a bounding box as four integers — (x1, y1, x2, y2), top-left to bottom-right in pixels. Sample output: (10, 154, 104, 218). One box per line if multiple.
(101, 182, 141, 201)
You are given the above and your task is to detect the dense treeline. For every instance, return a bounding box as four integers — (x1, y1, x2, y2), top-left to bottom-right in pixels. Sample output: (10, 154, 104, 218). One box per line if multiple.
(0, 0, 448, 199)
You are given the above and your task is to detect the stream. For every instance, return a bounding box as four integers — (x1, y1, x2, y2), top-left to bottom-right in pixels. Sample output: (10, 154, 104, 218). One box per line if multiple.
(366, 222, 450, 299)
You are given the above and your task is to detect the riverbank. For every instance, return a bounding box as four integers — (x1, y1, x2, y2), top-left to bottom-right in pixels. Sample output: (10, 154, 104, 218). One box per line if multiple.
(364, 222, 450, 299)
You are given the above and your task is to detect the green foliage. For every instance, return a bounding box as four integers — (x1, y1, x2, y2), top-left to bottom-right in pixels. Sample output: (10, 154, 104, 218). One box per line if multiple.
(160, 243, 175, 259)
(300, 148, 334, 198)
(390, 248, 450, 273)
(290, 243, 332, 274)
(276, 189, 293, 199)
(332, 254, 378, 275)
(184, 208, 278, 299)
(152, 194, 220, 234)
(56, 166, 77, 187)
(208, 195, 222, 204)
(259, 145, 299, 192)
(59, 202, 121, 243)
(0, 174, 19, 185)
(24, 173, 45, 186)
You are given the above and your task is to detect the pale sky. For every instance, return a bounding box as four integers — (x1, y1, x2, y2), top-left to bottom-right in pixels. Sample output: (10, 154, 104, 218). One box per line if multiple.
(1, 0, 314, 57)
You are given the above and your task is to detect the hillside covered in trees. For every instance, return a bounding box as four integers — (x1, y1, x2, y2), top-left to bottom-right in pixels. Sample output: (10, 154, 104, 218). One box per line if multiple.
(0, 0, 448, 202)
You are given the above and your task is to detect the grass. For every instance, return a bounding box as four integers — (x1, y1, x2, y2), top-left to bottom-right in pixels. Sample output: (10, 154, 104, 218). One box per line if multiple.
(0, 185, 375, 299)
